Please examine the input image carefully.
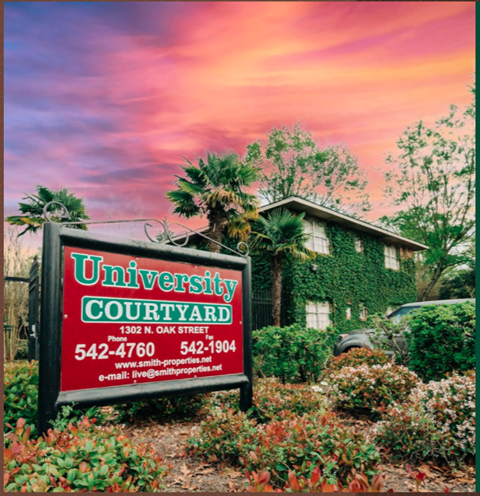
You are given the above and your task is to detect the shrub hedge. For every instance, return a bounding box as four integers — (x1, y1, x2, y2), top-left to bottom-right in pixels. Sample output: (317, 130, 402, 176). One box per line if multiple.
(253, 324, 337, 383)
(406, 302, 475, 381)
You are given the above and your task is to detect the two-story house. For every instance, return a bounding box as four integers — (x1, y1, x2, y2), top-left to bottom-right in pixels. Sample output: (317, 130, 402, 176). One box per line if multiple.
(172, 195, 428, 332)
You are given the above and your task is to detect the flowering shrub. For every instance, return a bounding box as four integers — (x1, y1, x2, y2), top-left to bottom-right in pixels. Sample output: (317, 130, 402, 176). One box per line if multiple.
(406, 301, 475, 381)
(375, 370, 475, 466)
(253, 324, 337, 383)
(114, 393, 208, 424)
(326, 363, 418, 418)
(326, 347, 390, 373)
(4, 361, 106, 436)
(4, 417, 167, 492)
(243, 412, 380, 487)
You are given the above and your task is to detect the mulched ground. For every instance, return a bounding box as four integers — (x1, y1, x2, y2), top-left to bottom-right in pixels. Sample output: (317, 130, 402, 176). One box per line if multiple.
(120, 411, 476, 493)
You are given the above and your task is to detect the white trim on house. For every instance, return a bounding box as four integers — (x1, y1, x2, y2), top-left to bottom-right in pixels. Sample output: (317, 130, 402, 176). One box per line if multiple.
(168, 196, 429, 252)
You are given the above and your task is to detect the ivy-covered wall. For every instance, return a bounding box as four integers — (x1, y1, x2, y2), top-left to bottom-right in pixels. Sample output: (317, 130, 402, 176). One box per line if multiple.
(250, 221, 416, 332)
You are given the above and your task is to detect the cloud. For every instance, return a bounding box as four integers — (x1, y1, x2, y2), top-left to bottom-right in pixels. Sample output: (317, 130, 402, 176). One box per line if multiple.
(4, 0, 475, 233)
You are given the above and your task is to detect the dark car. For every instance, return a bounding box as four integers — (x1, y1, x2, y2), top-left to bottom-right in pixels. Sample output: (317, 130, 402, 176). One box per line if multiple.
(333, 298, 475, 357)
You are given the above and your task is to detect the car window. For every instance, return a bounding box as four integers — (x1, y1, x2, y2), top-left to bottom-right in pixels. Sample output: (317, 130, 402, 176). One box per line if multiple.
(389, 306, 420, 324)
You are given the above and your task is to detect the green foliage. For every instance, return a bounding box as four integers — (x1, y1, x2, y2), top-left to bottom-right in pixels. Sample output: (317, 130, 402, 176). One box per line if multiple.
(326, 347, 390, 373)
(14, 340, 28, 360)
(4, 361, 107, 437)
(375, 371, 475, 466)
(439, 263, 475, 299)
(249, 122, 370, 215)
(406, 302, 475, 381)
(114, 394, 209, 424)
(381, 84, 475, 300)
(5, 185, 90, 236)
(262, 222, 416, 331)
(166, 152, 259, 250)
(4, 417, 167, 492)
(251, 209, 313, 324)
(253, 325, 337, 383)
(4, 361, 38, 435)
(325, 363, 419, 419)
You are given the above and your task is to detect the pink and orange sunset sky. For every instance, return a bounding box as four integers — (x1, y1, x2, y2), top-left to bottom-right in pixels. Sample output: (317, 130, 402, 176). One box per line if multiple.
(4, 1, 475, 243)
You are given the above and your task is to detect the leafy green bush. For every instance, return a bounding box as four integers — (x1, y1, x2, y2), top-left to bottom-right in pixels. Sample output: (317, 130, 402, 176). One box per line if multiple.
(326, 347, 390, 373)
(253, 324, 337, 383)
(375, 370, 475, 466)
(4, 417, 167, 492)
(14, 341, 29, 360)
(114, 393, 208, 424)
(4, 361, 106, 436)
(406, 301, 475, 381)
(326, 363, 419, 419)
(4, 361, 38, 435)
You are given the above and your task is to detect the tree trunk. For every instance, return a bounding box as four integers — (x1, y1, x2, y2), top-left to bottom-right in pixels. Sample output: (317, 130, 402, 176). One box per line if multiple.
(419, 265, 445, 301)
(206, 210, 224, 254)
(271, 256, 283, 327)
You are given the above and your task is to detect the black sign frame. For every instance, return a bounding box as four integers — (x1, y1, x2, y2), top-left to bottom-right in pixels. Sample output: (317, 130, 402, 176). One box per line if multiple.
(38, 222, 252, 434)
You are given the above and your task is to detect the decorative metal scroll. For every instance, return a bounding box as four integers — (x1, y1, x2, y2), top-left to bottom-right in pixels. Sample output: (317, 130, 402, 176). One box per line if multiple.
(42, 201, 249, 258)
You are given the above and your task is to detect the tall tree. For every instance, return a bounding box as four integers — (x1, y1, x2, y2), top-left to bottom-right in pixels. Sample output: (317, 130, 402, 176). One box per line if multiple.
(5, 185, 90, 236)
(167, 152, 259, 253)
(251, 209, 313, 326)
(381, 83, 475, 300)
(247, 123, 370, 216)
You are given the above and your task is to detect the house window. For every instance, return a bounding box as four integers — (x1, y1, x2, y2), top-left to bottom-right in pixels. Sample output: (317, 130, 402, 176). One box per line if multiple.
(304, 219, 329, 254)
(355, 237, 363, 252)
(385, 245, 400, 270)
(359, 302, 367, 321)
(306, 301, 330, 330)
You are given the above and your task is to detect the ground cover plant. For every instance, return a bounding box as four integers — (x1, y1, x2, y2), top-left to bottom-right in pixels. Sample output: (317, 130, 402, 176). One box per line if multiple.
(4, 417, 167, 492)
(4, 361, 107, 437)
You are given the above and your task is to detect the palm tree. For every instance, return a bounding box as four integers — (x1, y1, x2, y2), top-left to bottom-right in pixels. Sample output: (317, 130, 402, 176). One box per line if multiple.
(6, 185, 90, 236)
(167, 152, 259, 253)
(251, 209, 313, 326)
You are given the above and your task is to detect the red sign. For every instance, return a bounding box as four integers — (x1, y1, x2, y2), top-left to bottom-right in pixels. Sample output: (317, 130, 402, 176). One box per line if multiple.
(61, 246, 244, 392)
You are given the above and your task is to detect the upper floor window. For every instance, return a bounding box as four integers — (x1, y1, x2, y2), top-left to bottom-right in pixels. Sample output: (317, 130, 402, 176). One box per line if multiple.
(304, 219, 329, 254)
(354, 236, 363, 253)
(306, 301, 330, 330)
(385, 245, 400, 270)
